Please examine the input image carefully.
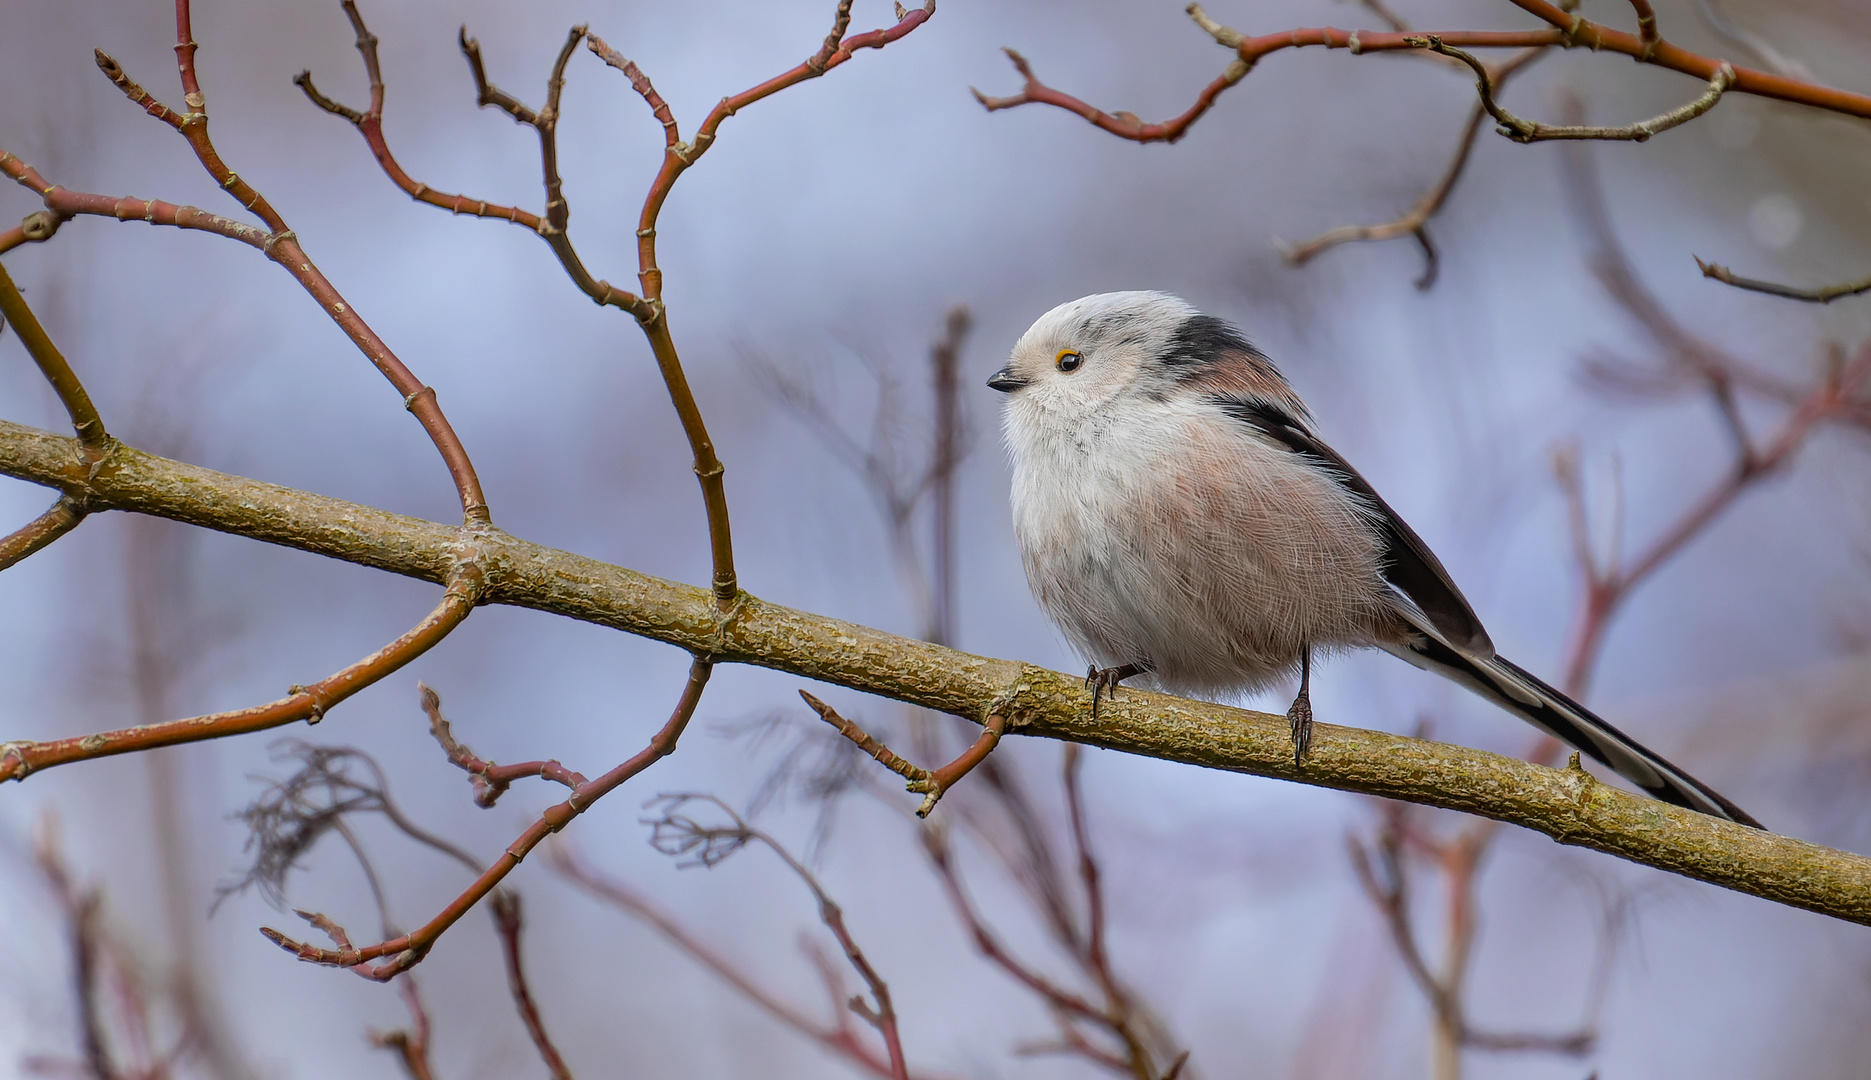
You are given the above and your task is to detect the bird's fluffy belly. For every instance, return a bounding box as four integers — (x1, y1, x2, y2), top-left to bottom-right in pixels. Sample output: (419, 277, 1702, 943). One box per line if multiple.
(1011, 405, 1399, 696)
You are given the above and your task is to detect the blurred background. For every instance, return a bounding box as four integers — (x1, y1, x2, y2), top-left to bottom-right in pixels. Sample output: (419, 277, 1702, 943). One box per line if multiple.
(3, 0, 1870, 1077)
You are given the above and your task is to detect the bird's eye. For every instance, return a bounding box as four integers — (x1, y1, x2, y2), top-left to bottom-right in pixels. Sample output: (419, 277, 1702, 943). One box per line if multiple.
(1055, 350, 1083, 373)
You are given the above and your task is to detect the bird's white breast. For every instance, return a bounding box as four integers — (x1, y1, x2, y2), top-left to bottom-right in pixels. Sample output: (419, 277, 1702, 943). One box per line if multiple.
(1004, 395, 1397, 697)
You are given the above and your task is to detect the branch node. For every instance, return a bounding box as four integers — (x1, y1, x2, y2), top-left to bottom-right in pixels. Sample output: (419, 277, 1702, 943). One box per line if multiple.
(20, 210, 64, 241)
(1185, 3, 1244, 49)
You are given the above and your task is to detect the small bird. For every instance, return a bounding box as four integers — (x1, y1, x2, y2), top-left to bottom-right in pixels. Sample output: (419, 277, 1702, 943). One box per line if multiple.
(989, 291, 1758, 827)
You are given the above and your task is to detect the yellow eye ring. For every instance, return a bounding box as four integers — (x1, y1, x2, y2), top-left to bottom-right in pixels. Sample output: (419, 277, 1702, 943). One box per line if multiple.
(1055, 350, 1084, 372)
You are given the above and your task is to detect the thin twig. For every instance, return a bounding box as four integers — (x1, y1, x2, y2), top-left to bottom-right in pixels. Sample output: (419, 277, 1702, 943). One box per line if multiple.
(1409, 36, 1733, 142)
(550, 843, 955, 1080)
(89, 1, 492, 522)
(1282, 45, 1547, 286)
(638, 794, 911, 1080)
(975, 1, 1871, 146)
(1359, 129, 1871, 1080)
(0, 494, 87, 571)
(5, 568, 485, 777)
(260, 659, 712, 978)
(491, 892, 576, 1080)
(421, 683, 586, 808)
(800, 692, 1005, 817)
(1694, 257, 1871, 305)
(1627, 0, 1660, 54)
(0, 260, 108, 449)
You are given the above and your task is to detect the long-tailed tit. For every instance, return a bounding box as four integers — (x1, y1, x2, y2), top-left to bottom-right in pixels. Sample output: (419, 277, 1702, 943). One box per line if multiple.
(989, 291, 1757, 827)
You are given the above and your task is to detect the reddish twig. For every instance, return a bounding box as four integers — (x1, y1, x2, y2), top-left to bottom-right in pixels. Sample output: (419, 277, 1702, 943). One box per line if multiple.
(799, 691, 1005, 817)
(0, 206, 66, 255)
(307, 0, 933, 612)
(28, 818, 187, 1080)
(367, 979, 438, 1080)
(0, 257, 106, 570)
(635, 793, 911, 1080)
(421, 683, 586, 808)
(1357, 132, 1871, 1080)
(0, 494, 87, 571)
(1411, 36, 1734, 143)
(2, 567, 485, 781)
(1694, 257, 1871, 305)
(922, 823, 1161, 1078)
(292, 4, 550, 234)
(459, 24, 652, 316)
(490, 892, 576, 1080)
(928, 306, 971, 646)
(975, 1, 1871, 147)
(604, 0, 932, 608)
(90, 3, 489, 523)
(0, 259, 107, 451)
(261, 659, 711, 978)
(5, 5, 502, 778)
(550, 843, 954, 1080)
(1627, 0, 1660, 54)
(2, 154, 271, 250)
(1282, 45, 1546, 285)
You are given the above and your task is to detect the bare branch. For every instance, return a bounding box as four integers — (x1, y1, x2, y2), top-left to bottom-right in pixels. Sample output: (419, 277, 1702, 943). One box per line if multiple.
(490, 893, 576, 1080)
(4, 421, 1870, 918)
(5, 567, 484, 775)
(258, 659, 711, 978)
(0, 493, 85, 570)
(551, 844, 957, 1080)
(1695, 257, 1871, 305)
(638, 794, 911, 1080)
(975, 2, 1871, 151)
(84, 19, 495, 523)
(1410, 36, 1734, 142)
(1282, 45, 1548, 285)
(0, 261, 105, 449)
(800, 691, 1006, 817)
(421, 683, 586, 808)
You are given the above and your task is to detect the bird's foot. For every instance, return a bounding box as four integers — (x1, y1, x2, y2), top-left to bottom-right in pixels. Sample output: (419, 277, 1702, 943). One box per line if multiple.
(1085, 662, 1146, 722)
(1286, 685, 1313, 765)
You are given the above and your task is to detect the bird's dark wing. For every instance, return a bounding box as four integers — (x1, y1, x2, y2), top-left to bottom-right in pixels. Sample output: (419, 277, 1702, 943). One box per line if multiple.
(1215, 397, 1495, 657)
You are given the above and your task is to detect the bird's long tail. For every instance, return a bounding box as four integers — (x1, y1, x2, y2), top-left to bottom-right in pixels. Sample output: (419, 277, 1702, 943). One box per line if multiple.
(1381, 615, 1760, 828)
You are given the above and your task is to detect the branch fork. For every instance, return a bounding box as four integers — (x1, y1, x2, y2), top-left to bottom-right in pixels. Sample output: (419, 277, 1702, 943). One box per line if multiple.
(798, 691, 1004, 817)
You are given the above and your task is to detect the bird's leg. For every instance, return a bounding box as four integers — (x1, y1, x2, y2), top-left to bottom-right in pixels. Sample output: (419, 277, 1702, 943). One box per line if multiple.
(1085, 662, 1147, 722)
(1288, 645, 1313, 764)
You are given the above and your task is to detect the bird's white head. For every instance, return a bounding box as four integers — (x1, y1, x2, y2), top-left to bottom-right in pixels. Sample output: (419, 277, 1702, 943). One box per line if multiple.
(989, 291, 1305, 425)
(987, 291, 1197, 416)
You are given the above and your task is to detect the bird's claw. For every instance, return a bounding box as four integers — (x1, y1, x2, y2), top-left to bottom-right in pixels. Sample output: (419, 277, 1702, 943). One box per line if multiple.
(1287, 687, 1313, 765)
(1085, 663, 1145, 722)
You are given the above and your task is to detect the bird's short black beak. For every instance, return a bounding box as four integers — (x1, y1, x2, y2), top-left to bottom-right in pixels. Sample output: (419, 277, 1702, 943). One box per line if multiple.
(987, 366, 1028, 393)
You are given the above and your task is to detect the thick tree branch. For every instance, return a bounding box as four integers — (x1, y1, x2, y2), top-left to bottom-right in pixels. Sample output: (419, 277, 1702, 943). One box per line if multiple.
(3, 420, 1870, 924)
